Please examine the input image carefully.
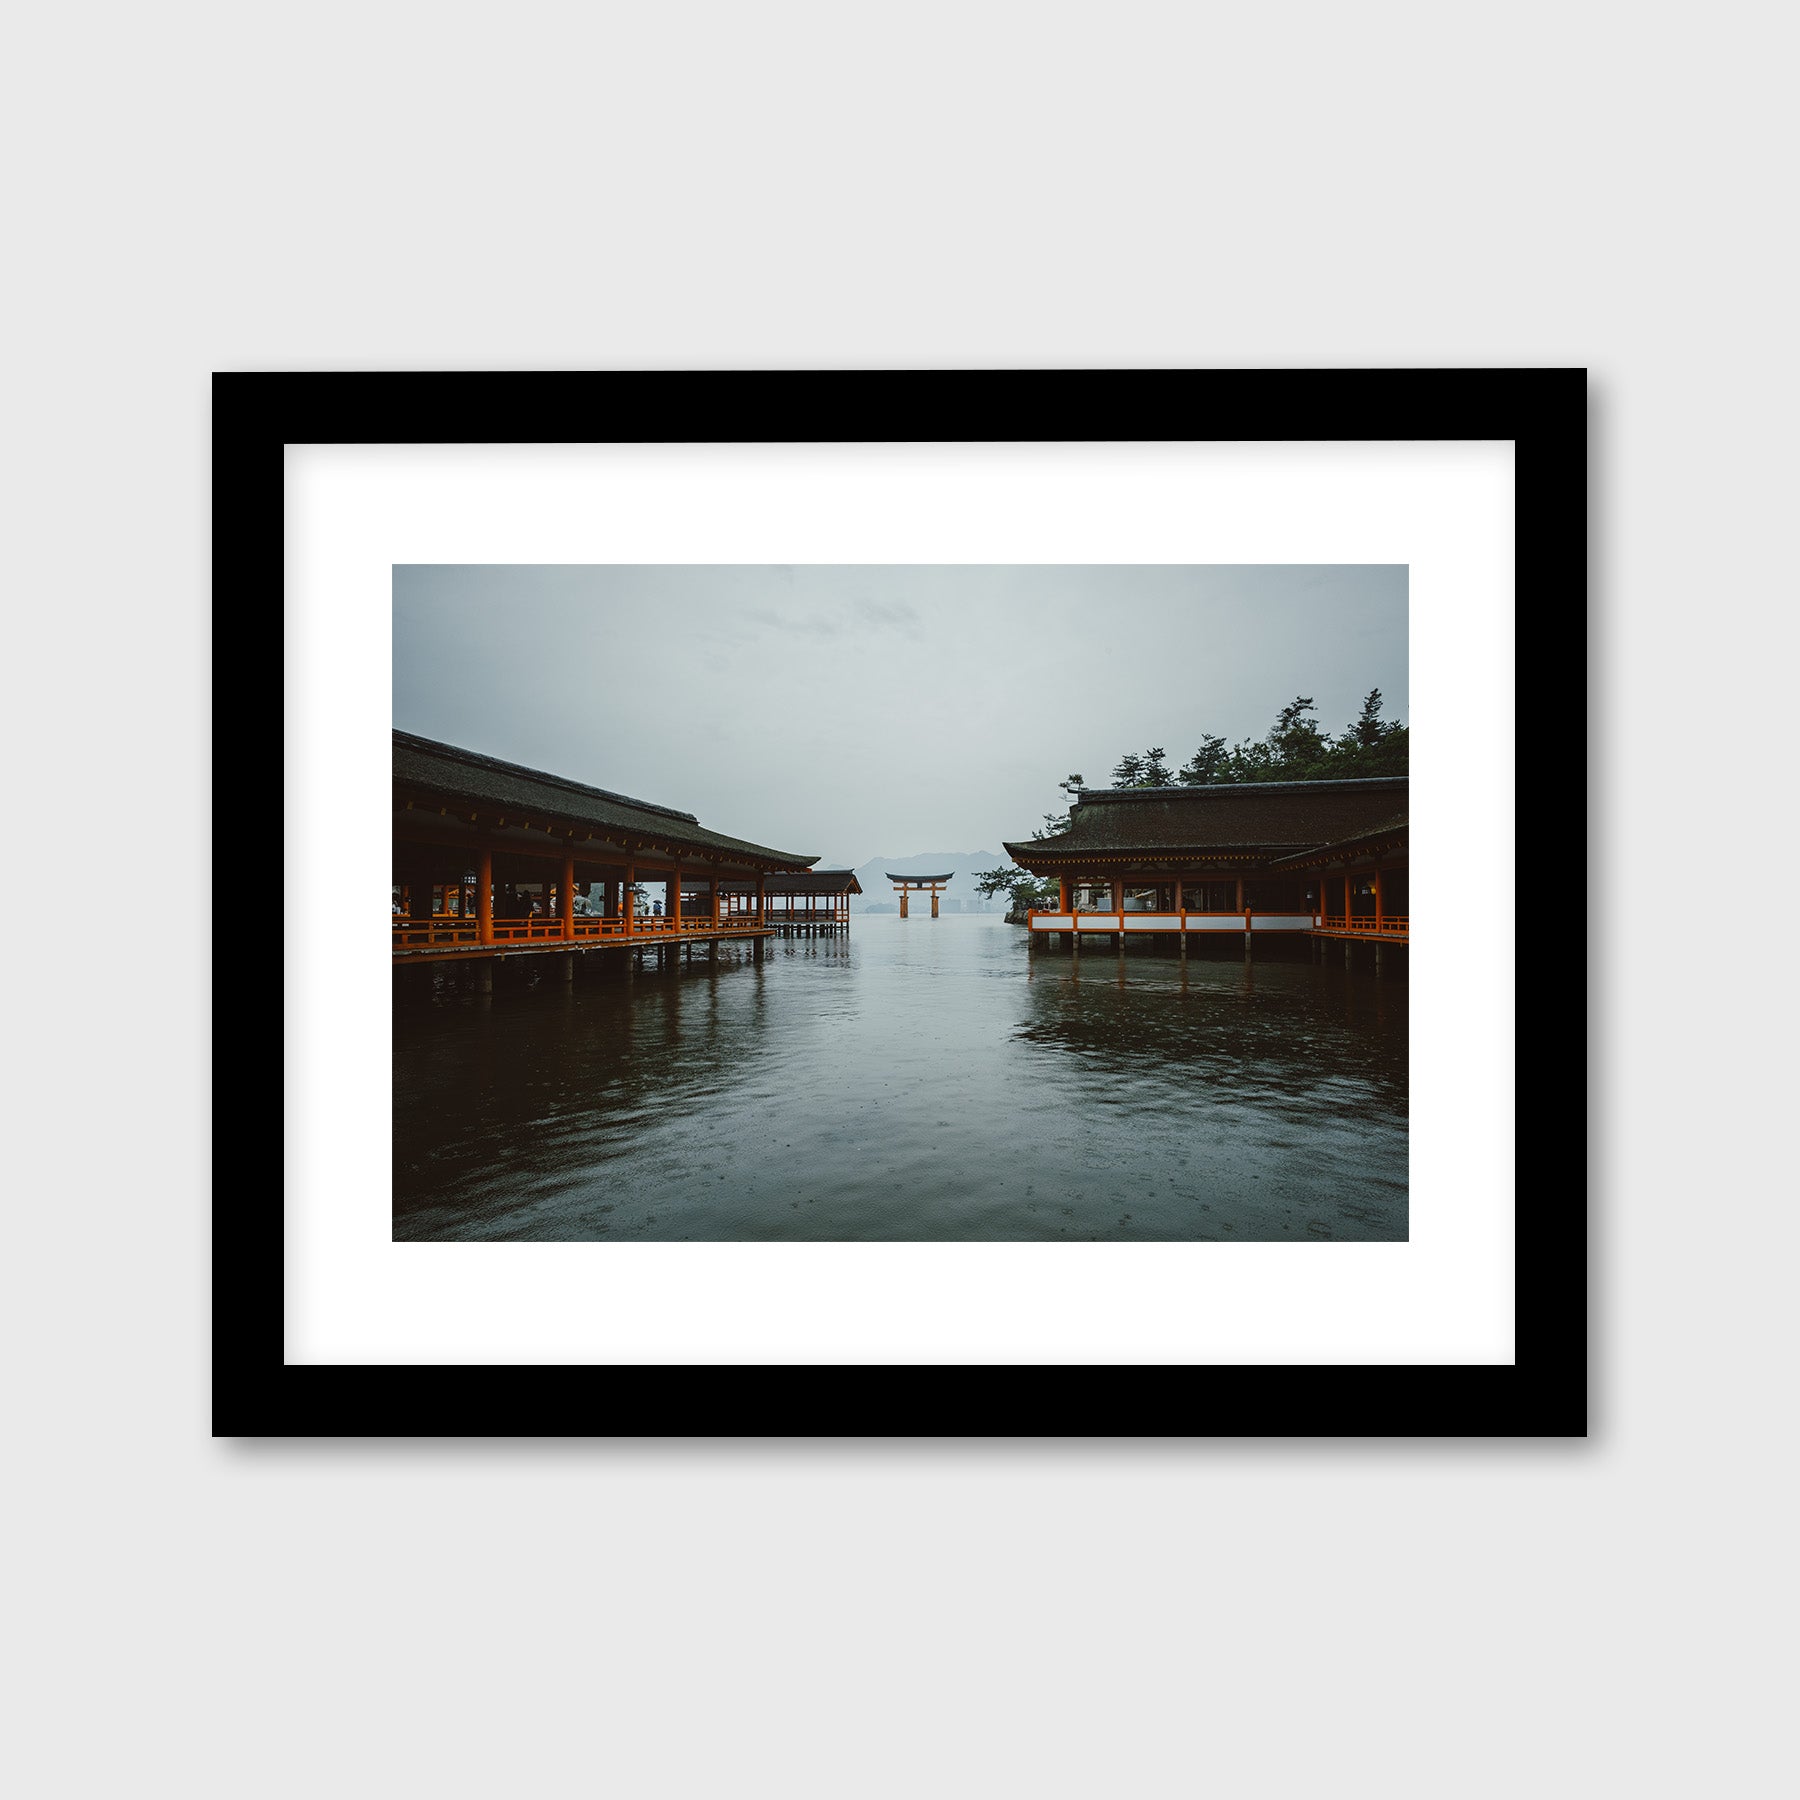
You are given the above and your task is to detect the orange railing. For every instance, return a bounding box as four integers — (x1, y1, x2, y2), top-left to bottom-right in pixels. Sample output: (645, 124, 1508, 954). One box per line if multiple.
(392, 916, 483, 948)
(393, 911, 767, 950)
(491, 916, 575, 943)
(1024, 908, 1410, 940)
(1317, 914, 1409, 937)
(1029, 909, 1253, 927)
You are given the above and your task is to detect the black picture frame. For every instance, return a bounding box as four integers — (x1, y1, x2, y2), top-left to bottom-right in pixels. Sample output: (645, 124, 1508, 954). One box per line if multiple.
(220, 368, 1586, 1438)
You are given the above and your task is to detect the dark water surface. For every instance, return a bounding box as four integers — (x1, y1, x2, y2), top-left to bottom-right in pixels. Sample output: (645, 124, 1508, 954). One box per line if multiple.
(393, 917, 1407, 1241)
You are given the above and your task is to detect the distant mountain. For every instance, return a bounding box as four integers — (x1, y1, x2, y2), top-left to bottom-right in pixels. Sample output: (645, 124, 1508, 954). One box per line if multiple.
(847, 850, 1012, 914)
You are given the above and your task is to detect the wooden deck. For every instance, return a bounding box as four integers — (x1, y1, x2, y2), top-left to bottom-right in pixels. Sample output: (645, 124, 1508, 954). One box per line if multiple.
(1025, 909, 1409, 947)
(1308, 914, 1409, 943)
(393, 914, 774, 964)
(1027, 909, 1318, 934)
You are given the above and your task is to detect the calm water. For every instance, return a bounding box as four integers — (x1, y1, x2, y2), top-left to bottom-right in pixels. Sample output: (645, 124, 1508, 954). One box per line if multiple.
(393, 916, 1407, 1241)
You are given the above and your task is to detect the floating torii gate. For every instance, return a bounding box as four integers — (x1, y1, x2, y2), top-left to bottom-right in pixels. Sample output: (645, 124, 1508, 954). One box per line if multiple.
(888, 872, 952, 919)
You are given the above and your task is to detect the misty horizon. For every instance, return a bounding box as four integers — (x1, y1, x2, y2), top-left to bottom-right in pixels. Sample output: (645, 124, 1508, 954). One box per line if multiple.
(394, 564, 1407, 866)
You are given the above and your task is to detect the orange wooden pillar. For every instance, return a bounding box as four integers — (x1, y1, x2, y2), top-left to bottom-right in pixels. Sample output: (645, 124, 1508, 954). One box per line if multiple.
(624, 863, 636, 937)
(1374, 865, 1384, 932)
(477, 850, 494, 945)
(899, 887, 909, 919)
(930, 885, 939, 919)
(561, 852, 575, 941)
(713, 869, 721, 930)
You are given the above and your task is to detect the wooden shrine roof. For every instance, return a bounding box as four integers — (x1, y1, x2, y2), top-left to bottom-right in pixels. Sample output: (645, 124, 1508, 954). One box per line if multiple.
(1266, 815, 1410, 870)
(885, 873, 954, 883)
(722, 869, 864, 895)
(1003, 778, 1408, 867)
(393, 731, 819, 870)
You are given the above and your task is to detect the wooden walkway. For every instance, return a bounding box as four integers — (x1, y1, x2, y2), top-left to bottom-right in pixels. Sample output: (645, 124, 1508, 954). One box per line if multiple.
(1308, 914, 1410, 944)
(393, 915, 773, 965)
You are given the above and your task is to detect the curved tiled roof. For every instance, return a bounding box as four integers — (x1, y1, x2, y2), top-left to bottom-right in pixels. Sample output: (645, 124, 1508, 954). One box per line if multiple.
(1267, 815, 1409, 869)
(722, 869, 864, 895)
(885, 872, 955, 883)
(393, 730, 819, 869)
(1004, 778, 1407, 865)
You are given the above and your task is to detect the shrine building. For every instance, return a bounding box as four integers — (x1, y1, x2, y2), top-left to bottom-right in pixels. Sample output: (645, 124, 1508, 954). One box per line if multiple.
(393, 731, 820, 984)
(1003, 777, 1408, 970)
(723, 868, 861, 935)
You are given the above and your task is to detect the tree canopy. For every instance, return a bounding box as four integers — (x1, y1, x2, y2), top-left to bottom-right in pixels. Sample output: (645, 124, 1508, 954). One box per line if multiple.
(1109, 690, 1407, 790)
(1027, 691, 1406, 842)
(974, 864, 1060, 917)
(991, 692, 1406, 920)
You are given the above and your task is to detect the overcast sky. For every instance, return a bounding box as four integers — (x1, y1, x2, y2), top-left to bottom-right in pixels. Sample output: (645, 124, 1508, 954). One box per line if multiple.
(394, 566, 1407, 867)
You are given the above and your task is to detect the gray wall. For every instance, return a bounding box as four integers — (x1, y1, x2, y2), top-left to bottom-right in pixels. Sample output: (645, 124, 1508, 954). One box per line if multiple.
(6, 8, 1788, 1800)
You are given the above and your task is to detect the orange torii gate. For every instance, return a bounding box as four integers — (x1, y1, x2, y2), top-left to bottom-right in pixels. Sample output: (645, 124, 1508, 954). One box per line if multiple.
(888, 872, 952, 919)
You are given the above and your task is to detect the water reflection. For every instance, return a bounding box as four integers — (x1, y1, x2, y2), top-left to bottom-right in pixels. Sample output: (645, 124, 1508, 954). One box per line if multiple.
(394, 919, 1406, 1242)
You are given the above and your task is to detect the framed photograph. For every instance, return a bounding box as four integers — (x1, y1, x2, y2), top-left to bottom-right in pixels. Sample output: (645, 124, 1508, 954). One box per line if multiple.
(225, 369, 1584, 1436)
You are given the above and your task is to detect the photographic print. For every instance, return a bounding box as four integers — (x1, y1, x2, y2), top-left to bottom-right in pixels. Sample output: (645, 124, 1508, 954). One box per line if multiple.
(222, 367, 1579, 1436)
(391, 564, 1408, 1244)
